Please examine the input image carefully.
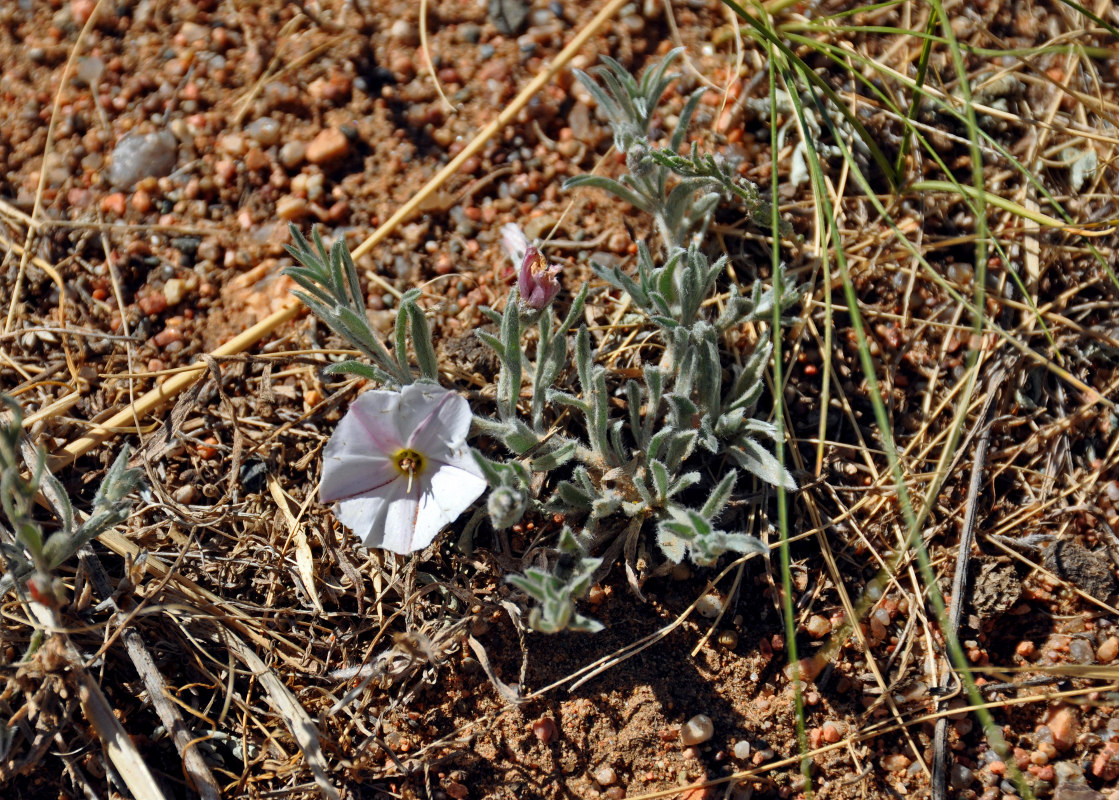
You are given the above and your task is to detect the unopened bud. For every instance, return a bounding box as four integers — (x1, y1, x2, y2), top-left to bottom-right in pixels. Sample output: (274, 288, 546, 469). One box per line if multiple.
(488, 486, 527, 529)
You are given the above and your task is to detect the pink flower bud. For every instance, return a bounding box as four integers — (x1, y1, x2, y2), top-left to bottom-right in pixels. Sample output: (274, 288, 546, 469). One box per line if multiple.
(517, 245, 561, 310)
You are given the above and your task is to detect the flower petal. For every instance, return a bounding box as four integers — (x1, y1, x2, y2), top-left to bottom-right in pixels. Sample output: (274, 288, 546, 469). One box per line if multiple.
(379, 488, 424, 554)
(406, 389, 473, 457)
(334, 480, 396, 548)
(407, 462, 488, 550)
(501, 222, 528, 267)
(318, 389, 404, 502)
(346, 389, 406, 451)
(319, 452, 396, 503)
(428, 440, 486, 481)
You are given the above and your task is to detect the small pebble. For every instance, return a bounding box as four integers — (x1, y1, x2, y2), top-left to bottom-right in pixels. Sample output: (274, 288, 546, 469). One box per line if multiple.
(733, 741, 751, 760)
(882, 754, 912, 771)
(138, 292, 168, 316)
(1069, 639, 1094, 664)
(101, 192, 127, 216)
(1097, 636, 1118, 663)
(276, 195, 308, 220)
(163, 278, 185, 306)
(595, 765, 617, 786)
(246, 116, 281, 146)
(783, 655, 825, 682)
(218, 133, 246, 156)
(695, 592, 725, 619)
(680, 714, 714, 746)
(1044, 706, 1079, 751)
(306, 128, 351, 165)
(821, 722, 843, 743)
(389, 18, 417, 45)
(279, 140, 307, 169)
(131, 188, 152, 213)
(804, 615, 831, 638)
(1016, 640, 1036, 659)
(531, 716, 556, 744)
(152, 327, 182, 348)
(244, 148, 270, 171)
(1092, 741, 1119, 780)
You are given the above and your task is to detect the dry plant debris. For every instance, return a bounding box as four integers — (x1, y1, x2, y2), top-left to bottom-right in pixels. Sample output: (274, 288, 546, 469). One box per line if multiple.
(1, 1, 1118, 800)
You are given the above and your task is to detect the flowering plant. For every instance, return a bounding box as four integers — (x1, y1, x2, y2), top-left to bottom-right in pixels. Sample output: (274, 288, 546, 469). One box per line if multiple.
(286, 49, 795, 633)
(318, 383, 487, 554)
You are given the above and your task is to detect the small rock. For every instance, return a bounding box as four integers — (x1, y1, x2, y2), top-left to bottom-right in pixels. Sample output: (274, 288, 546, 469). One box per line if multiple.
(1045, 707, 1079, 751)
(1092, 742, 1119, 780)
(733, 740, 751, 760)
(279, 140, 307, 169)
(804, 615, 831, 638)
(1097, 636, 1118, 663)
(1069, 639, 1094, 664)
(951, 764, 975, 789)
(100, 192, 127, 216)
(783, 654, 826, 683)
(531, 716, 556, 744)
(163, 278, 185, 306)
(695, 592, 725, 619)
(218, 134, 246, 157)
(244, 148, 270, 172)
(276, 195, 308, 220)
(131, 188, 152, 213)
(246, 116, 281, 146)
(490, 0, 530, 34)
(595, 765, 617, 786)
(152, 327, 182, 348)
(882, 754, 912, 771)
(178, 21, 209, 44)
(389, 18, 417, 44)
(71, 0, 96, 25)
(445, 782, 468, 800)
(109, 131, 178, 189)
(821, 721, 843, 743)
(138, 292, 168, 316)
(680, 714, 714, 746)
(306, 128, 350, 165)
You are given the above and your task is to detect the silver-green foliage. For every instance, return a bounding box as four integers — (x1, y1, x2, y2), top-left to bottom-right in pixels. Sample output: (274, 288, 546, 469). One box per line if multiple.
(0, 395, 142, 600)
(566, 48, 761, 250)
(480, 50, 799, 633)
(284, 225, 437, 386)
(505, 527, 603, 634)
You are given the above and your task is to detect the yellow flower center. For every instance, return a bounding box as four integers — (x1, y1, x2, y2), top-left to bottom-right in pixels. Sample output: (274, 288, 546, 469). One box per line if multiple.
(392, 448, 425, 492)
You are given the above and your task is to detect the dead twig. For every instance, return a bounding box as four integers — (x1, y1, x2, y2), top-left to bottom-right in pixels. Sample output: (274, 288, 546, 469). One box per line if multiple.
(931, 365, 1004, 800)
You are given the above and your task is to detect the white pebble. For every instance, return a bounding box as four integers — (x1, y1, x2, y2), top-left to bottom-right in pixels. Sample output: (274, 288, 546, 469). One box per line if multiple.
(594, 765, 617, 786)
(163, 278, 185, 306)
(680, 714, 714, 746)
(733, 740, 751, 760)
(108, 131, 178, 189)
(696, 592, 725, 619)
(247, 117, 280, 147)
